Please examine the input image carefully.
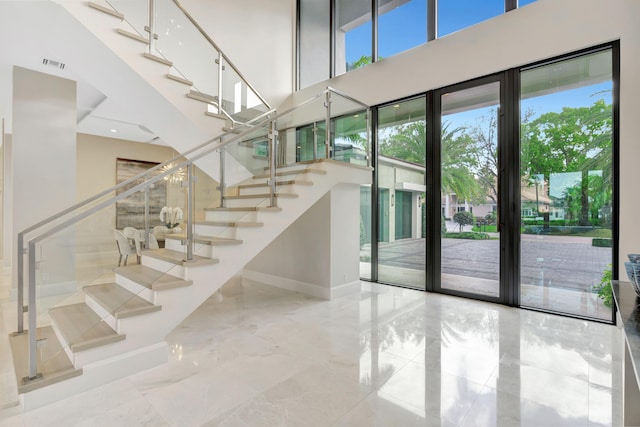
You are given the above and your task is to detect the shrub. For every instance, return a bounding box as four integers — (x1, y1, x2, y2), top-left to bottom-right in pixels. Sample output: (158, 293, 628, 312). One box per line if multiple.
(453, 211, 474, 231)
(593, 264, 613, 307)
(592, 238, 612, 247)
(443, 232, 490, 240)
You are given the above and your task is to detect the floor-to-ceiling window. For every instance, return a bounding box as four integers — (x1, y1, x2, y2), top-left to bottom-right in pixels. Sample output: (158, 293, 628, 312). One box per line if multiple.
(519, 48, 615, 321)
(358, 44, 617, 321)
(376, 97, 426, 289)
(336, 0, 372, 75)
(437, 0, 504, 38)
(378, 0, 427, 59)
(297, 0, 537, 90)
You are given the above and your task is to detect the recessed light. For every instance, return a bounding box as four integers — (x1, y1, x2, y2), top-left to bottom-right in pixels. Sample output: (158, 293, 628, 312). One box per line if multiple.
(110, 129, 118, 133)
(393, 104, 400, 108)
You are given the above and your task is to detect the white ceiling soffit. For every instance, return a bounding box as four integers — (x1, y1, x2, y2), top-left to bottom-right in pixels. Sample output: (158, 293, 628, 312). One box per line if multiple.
(0, 1, 162, 144)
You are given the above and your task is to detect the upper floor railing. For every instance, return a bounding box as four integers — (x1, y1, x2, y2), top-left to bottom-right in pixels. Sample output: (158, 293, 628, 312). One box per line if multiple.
(106, 0, 271, 125)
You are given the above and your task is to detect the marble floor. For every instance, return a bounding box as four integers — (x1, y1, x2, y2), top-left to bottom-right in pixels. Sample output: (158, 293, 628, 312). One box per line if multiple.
(0, 272, 623, 426)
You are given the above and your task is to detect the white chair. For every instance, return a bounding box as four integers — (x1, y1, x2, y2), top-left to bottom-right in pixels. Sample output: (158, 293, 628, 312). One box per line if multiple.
(123, 227, 138, 240)
(114, 229, 136, 266)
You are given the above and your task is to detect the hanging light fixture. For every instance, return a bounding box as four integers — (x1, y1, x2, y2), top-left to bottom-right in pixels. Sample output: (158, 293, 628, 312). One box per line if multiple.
(161, 162, 185, 184)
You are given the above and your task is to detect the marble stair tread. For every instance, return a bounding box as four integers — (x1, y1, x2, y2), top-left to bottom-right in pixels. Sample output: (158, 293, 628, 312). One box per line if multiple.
(114, 264, 193, 291)
(49, 303, 125, 352)
(9, 326, 83, 394)
(237, 180, 313, 189)
(142, 53, 173, 67)
(83, 283, 161, 319)
(203, 206, 282, 213)
(116, 28, 148, 44)
(253, 168, 327, 179)
(164, 233, 243, 246)
(196, 220, 263, 228)
(224, 193, 298, 200)
(143, 248, 219, 266)
(88, 2, 124, 19)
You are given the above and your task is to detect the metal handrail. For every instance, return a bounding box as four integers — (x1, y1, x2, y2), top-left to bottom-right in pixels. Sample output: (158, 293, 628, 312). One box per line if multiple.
(170, 0, 271, 111)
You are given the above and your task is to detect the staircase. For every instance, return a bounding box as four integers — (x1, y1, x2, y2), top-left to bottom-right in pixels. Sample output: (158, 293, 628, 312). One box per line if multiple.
(8, 0, 371, 410)
(10, 160, 370, 409)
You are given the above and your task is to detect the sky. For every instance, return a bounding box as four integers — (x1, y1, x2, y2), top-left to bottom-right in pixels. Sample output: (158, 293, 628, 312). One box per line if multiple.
(345, 0, 539, 65)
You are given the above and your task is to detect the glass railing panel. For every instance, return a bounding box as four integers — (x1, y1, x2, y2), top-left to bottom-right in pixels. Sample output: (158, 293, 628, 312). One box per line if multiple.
(222, 123, 272, 182)
(274, 94, 329, 165)
(221, 57, 270, 123)
(107, 0, 149, 41)
(20, 164, 191, 381)
(154, 0, 221, 98)
(328, 93, 369, 165)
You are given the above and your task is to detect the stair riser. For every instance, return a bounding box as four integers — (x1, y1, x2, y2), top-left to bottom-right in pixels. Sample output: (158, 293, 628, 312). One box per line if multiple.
(49, 321, 77, 368)
(141, 256, 188, 280)
(194, 224, 239, 238)
(84, 296, 118, 332)
(238, 185, 299, 197)
(203, 210, 259, 222)
(114, 275, 155, 304)
(223, 198, 272, 208)
(165, 239, 215, 259)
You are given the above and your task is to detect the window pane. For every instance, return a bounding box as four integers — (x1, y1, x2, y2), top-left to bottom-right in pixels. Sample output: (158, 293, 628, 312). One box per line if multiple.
(299, 0, 330, 88)
(336, 0, 372, 75)
(378, 0, 427, 59)
(520, 49, 614, 321)
(437, 0, 504, 38)
(518, 0, 537, 7)
(441, 82, 501, 298)
(376, 97, 426, 289)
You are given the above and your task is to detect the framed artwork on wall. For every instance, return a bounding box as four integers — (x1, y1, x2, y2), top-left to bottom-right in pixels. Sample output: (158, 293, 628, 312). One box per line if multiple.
(115, 158, 166, 229)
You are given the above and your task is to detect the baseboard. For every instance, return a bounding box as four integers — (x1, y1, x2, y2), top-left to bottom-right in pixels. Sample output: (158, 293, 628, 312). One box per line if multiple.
(20, 341, 168, 411)
(242, 269, 361, 300)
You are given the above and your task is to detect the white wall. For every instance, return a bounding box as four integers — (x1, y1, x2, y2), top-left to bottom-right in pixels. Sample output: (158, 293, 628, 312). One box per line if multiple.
(245, 183, 362, 299)
(181, 0, 296, 109)
(294, 0, 640, 279)
(12, 66, 77, 287)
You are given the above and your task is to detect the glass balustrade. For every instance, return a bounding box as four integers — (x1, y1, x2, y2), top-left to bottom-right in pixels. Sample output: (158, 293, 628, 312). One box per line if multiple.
(106, 0, 270, 123)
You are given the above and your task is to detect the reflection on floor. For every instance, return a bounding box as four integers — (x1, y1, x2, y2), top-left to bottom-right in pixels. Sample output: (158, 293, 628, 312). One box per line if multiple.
(0, 273, 622, 426)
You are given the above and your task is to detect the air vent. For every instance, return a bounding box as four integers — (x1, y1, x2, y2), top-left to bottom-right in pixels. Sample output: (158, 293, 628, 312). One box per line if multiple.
(42, 58, 65, 70)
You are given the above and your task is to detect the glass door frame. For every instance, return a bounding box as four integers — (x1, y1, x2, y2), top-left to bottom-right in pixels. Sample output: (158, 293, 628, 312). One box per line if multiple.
(427, 72, 518, 305)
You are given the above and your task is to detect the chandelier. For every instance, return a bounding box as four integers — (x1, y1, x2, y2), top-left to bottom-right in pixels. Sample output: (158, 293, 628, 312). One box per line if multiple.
(161, 162, 185, 184)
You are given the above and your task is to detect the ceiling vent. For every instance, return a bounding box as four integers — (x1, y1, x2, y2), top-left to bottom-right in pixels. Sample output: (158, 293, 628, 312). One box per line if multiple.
(42, 58, 65, 70)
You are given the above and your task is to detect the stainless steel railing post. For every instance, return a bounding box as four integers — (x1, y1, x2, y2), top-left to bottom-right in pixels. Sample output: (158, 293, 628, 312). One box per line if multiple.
(27, 240, 37, 380)
(186, 163, 194, 261)
(217, 52, 224, 114)
(219, 147, 226, 208)
(269, 120, 278, 208)
(17, 235, 24, 333)
(325, 90, 331, 159)
(147, 0, 156, 53)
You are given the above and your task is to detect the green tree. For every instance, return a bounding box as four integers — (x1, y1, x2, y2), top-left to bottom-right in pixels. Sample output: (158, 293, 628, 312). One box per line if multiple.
(453, 211, 474, 232)
(379, 120, 481, 214)
(521, 99, 612, 226)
